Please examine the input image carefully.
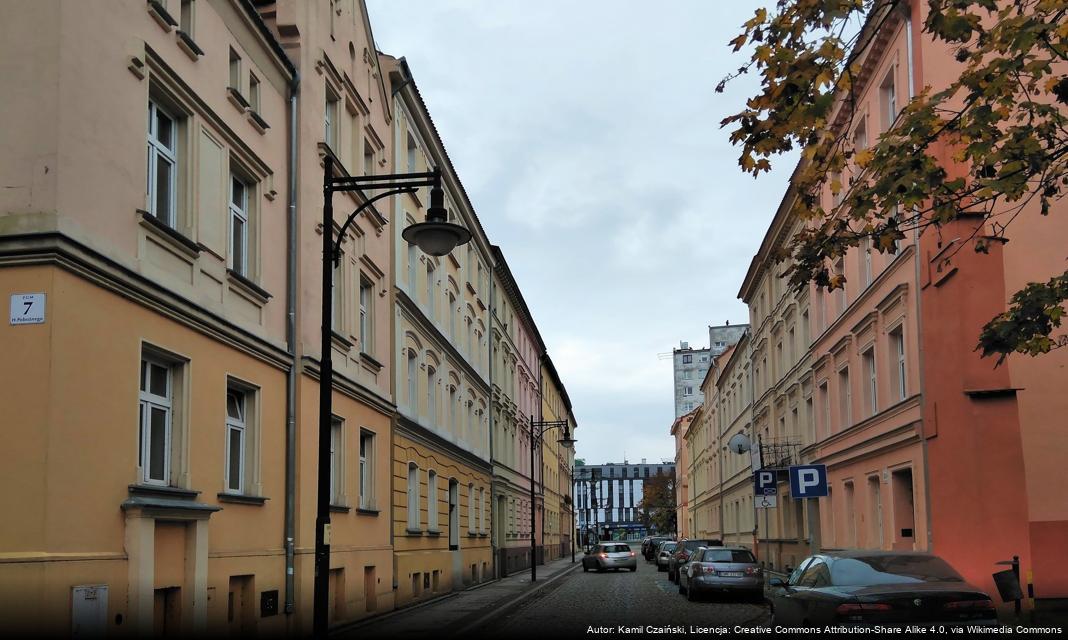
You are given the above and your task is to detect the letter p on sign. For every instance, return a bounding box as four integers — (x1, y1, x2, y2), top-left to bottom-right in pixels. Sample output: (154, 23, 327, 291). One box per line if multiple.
(788, 464, 828, 498)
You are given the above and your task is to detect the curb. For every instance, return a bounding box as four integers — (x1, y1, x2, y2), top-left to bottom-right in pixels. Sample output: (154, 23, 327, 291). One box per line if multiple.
(450, 561, 583, 635)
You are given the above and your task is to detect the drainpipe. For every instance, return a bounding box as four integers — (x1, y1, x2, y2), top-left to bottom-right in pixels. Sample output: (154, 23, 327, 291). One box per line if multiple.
(284, 70, 300, 615)
(900, 0, 933, 551)
(488, 269, 497, 577)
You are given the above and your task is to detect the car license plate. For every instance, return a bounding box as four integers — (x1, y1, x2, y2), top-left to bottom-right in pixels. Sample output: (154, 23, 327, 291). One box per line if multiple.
(718, 571, 744, 577)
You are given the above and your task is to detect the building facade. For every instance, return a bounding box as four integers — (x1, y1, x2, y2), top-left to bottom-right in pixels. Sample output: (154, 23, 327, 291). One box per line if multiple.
(540, 354, 577, 561)
(0, 0, 576, 634)
(488, 246, 545, 575)
(383, 55, 493, 607)
(575, 461, 675, 541)
(672, 342, 710, 417)
(670, 411, 696, 539)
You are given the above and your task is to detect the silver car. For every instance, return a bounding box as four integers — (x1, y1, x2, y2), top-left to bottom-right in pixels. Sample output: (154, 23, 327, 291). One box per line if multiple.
(582, 543, 638, 572)
(679, 546, 763, 601)
(656, 541, 677, 572)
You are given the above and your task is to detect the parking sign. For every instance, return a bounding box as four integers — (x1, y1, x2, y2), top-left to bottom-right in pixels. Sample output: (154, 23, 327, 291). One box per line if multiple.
(788, 464, 829, 498)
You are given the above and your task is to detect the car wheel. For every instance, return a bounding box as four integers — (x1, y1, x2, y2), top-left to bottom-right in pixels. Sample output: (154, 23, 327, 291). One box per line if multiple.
(678, 579, 686, 595)
(657, 564, 665, 572)
(583, 565, 588, 573)
(687, 583, 696, 602)
(630, 567, 637, 572)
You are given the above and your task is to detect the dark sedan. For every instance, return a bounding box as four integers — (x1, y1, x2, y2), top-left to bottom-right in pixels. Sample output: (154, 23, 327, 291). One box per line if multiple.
(768, 551, 998, 627)
(642, 536, 671, 561)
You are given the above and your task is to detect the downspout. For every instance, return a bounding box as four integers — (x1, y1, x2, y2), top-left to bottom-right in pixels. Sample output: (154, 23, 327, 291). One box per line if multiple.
(488, 269, 497, 577)
(284, 70, 300, 615)
(903, 0, 934, 551)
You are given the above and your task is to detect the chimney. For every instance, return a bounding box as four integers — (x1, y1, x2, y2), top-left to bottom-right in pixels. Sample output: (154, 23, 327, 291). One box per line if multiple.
(680, 341, 689, 349)
(642, 458, 647, 464)
(725, 320, 730, 326)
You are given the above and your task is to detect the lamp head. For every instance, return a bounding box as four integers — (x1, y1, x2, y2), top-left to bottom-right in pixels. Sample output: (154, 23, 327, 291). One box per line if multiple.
(401, 169, 472, 256)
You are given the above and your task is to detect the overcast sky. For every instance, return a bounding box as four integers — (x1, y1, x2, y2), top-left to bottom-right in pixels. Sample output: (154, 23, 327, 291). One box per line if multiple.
(368, 0, 796, 466)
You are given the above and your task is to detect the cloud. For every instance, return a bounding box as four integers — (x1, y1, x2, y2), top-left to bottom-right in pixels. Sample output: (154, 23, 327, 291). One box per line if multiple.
(367, 0, 791, 465)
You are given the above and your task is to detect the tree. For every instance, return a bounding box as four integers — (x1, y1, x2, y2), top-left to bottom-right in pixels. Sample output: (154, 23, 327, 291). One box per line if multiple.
(638, 472, 677, 534)
(718, 0, 1068, 365)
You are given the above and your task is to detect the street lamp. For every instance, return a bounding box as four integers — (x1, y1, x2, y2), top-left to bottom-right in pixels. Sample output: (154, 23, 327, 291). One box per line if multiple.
(527, 416, 575, 582)
(314, 156, 471, 637)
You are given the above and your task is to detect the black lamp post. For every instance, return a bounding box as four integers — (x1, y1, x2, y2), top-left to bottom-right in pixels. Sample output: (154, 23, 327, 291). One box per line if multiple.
(314, 156, 471, 637)
(527, 416, 574, 582)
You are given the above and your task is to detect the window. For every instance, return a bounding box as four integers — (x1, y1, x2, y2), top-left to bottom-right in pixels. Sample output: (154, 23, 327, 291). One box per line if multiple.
(479, 487, 485, 533)
(147, 100, 177, 226)
(880, 69, 897, 131)
(407, 230, 418, 291)
(449, 385, 458, 436)
(426, 261, 435, 317)
(249, 73, 260, 113)
(224, 387, 246, 493)
(684, 386, 693, 396)
(229, 174, 249, 276)
(862, 238, 873, 287)
(139, 357, 173, 485)
(864, 348, 877, 416)
(180, 0, 194, 36)
(406, 133, 418, 173)
(819, 381, 830, 438)
(853, 116, 868, 151)
(407, 350, 418, 411)
(359, 277, 372, 351)
(330, 417, 343, 504)
(834, 258, 846, 313)
(427, 365, 437, 425)
(891, 327, 906, 400)
(363, 139, 374, 176)
(359, 430, 373, 509)
(467, 484, 475, 534)
(331, 254, 343, 330)
(407, 463, 420, 530)
(325, 88, 339, 148)
(228, 48, 241, 92)
(682, 354, 692, 364)
(448, 291, 457, 338)
(838, 367, 852, 428)
(427, 470, 438, 531)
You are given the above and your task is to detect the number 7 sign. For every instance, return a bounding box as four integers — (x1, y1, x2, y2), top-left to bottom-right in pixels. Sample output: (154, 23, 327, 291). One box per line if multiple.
(9, 293, 46, 325)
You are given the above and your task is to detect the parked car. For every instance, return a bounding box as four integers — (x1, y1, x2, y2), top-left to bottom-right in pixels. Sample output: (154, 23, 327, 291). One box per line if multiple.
(582, 543, 638, 573)
(679, 547, 762, 601)
(668, 539, 721, 582)
(768, 551, 998, 627)
(642, 536, 671, 561)
(656, 541, 678, 572)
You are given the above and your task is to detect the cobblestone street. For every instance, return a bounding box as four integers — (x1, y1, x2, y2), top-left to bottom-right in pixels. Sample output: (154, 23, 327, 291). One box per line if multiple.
(480, 545, 770, 638)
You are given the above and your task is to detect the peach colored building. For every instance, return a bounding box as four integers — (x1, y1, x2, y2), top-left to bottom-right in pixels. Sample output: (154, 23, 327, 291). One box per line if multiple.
(671, 411, 695, 538)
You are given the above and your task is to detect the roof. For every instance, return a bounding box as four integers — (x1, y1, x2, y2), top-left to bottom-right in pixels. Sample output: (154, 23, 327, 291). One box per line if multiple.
(492, 244, 546, 354)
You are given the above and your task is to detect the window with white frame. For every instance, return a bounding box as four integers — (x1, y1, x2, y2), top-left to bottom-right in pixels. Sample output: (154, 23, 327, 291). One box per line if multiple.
(332, 253, 343, 331)
(891, 327, 906, 401)
(407, 349, 418, 411)
(249, 73, 260, 113)
(880, 69, 897, 131)
(863, 348, 877, 417)
(427, 364, 437, 425)
(139, 356, 173, 485)
(359, 277, 372, 351)
(479, 487, 485, 533)
(180, 0, 195, 36)
(448, 291, 457, 338)
(839, 367, 852, 428)
(862, 237, 873, 287)
(359, 430, 373, 509)
(224, 387, 247, 493)
(427, 470, 438, 531)
(407, 226, 418, 292)
(228, 48, 241, 92)
(325, 87, 339, 148)
(330, 416, 343, 505)
(407, 462, 420, 530)
(467, 483, 475, 534)
(229, 173, 250, 276)
(147, 100, 178, 227)
(426, 261, 435, 317)
(406, 132, 418, 173)
(363, 138, 374, 176)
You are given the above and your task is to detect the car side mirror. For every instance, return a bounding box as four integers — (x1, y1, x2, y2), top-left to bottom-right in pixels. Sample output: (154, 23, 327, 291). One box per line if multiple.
(769, 577, 786, 588)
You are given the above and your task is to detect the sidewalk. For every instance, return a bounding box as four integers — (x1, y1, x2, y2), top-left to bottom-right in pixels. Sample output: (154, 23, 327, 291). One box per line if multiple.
(334, 555, 581, 639)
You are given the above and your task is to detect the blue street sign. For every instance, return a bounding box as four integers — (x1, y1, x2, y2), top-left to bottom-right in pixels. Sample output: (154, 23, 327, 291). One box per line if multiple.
(789, 464, 829, 498)
(754, 469, 777, 496)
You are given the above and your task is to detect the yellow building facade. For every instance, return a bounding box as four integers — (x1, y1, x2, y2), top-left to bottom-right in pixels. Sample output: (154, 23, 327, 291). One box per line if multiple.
(540, 354, 577, 561)
(382, 56, 494, 607)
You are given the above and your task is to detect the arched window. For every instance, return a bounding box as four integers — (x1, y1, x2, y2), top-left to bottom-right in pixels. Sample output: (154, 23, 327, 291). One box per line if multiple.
(467, 483, 475, 534)
(407, 349, 418, 412)
(426, 364, 437, 425)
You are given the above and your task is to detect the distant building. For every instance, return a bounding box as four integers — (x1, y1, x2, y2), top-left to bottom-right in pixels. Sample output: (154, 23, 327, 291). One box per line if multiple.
(575, 460, 675, 541)
(673, 324, 747, 417)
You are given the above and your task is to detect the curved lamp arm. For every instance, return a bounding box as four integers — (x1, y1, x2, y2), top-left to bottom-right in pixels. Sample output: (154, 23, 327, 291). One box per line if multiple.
(331, 187, 416, 267)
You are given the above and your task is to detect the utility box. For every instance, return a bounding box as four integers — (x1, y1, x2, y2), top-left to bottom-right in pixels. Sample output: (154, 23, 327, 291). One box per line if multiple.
(71, 585, 108, 637)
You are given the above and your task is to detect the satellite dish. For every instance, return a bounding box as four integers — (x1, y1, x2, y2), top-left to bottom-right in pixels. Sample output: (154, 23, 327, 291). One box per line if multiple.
(727, 433, 751, 454)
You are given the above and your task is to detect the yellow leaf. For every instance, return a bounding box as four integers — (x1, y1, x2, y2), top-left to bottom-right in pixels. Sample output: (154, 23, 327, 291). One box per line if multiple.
(855, 149, 873, 167)
(1045, 76, 1061, 93)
